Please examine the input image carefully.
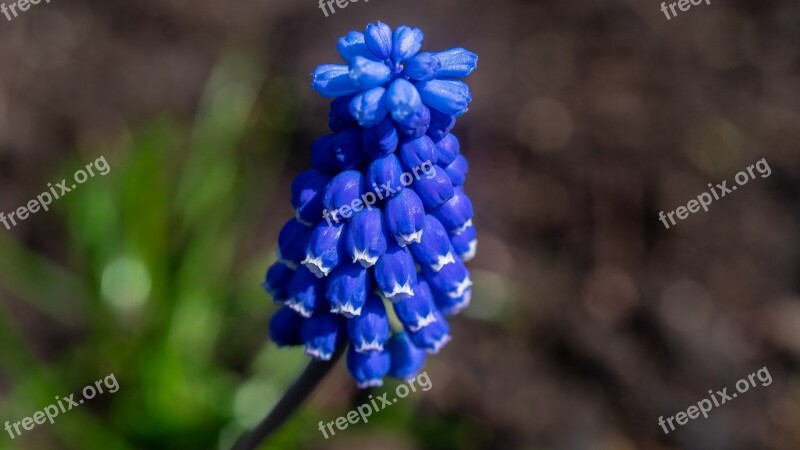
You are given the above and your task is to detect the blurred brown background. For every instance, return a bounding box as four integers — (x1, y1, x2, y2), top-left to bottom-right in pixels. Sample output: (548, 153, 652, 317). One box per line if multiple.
(1, 0, 799, 449)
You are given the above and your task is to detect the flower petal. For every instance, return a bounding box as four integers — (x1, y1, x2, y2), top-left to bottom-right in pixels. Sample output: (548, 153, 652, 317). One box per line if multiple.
(311, 64, 360, 98)
(347, 294, 390, 352)
(392, 26, 424, 63)
(413, 165, 454, 209)
(329, 94, 358, 132)
(405, 52, 440, 81)
(374, 243, 418, 301)
(337, 31, 374, 63)
(393, 280, 438, 332)
(385, 188, 425, 246)
(326, 261, 369, 317)
(410, 215, 456, 272)
(286, 265, 326, 318)
(435, 133, 460, 166)
(346, 208, 389, 268)
(433, 47, 478, 78)
(363, 117, 399, 159)
(262, 262, 295, 303)
(431, 187, 474, 233)
(387, 332, 427, 379)
(329, 128, 365, 171)
(449, 224, 477, 262)
(366, 154, 404, 199)
(301, 311, 343, 360)
(311, 134, 339, 174)
(322, 170, 366, 220)
(269, 306, 305, 347)
(386, 79, 424, 128)
(444, 154, 468, 187)
(422, 256, 472, 299)
(416, 79, 472, 117)
(397, 104, 430, 139)
(292, 172, 331, 225)
(278, 218, 314, 268)
(347, 345, 390, 388)
(427, 108, 456, 143)
(365, 21, 393, 61)
(349, 56, 392, 90)
(349, 86, 389, 128)
(433, 285, 472, 316)
(398, 135, 437, 171)
(407, 310, 451, 354)
(302, 221, 346, 277)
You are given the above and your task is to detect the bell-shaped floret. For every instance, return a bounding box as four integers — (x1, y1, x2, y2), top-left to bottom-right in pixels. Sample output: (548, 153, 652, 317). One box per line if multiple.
(326, 261, 370, 318)
(278, 218, 313, 268)
(385, 188, 425, 246)
(347, 294, 390, 352)
(387, 332, 427, 379)
(302, 221, 346, 277)
(346, 208, 389, 268)
(268, 306, 304, 347)
(374, 243, 417, 301)
(301, 311, 343, 360)
(393, 280, 438, 332)
(346, 345, 390, 388)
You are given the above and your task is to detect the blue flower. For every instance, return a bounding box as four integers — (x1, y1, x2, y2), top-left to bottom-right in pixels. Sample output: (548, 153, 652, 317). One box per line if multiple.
(364, 21, 393, 61)
(363, 117, 399, 158)
(322, 169, 365, 219)
(398, 135, 437, 171)
(267, 22, 478, 387)
(407, 310, 451, 354)
(385, 188, 425, 246)
(374, 243, 417, 301)
(387, 332, 427, 379)
(347, 294, 390, 352)
(277, 218, 313, 268)
(311, 21, 477, 133)
(444, 154, 468, 187)
(393, 280, 438, 332)
(262, 262, 295, 303)
(346, 208, 389, 268)
(410, 215, 456, 272)
(326, 261, 369, 317)
(435, 133, 460, 165)
(291, 170, 331, 225)
(269, 307, 304, 347)
(287, 265, 326, 318)
(347, 346, 390, 388)
(413, 165, 454, 209)
(303, 221, 346, 277)
(431, 186, 474, 233)
(450, 223, 477, 262)
(350, 87, 389, 128)
(301, 312, 343, 361)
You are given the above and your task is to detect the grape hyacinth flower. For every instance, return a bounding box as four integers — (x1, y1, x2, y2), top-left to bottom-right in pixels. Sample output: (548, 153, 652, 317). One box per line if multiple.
(263, 21, 478, 388)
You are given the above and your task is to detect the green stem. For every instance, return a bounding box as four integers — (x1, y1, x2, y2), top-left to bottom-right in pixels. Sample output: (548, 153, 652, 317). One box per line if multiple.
(231, 343, 346, 450)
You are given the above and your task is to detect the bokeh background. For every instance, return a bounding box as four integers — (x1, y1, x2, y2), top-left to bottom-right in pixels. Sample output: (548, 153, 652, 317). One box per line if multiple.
(1, 0, 800, 449)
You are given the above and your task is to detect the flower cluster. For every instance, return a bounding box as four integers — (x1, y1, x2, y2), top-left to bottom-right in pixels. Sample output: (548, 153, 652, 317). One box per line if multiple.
(264, 21, 478, 388)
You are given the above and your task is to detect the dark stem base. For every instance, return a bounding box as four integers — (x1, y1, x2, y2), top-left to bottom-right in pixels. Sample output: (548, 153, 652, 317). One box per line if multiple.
(231, 343, 347, 450)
